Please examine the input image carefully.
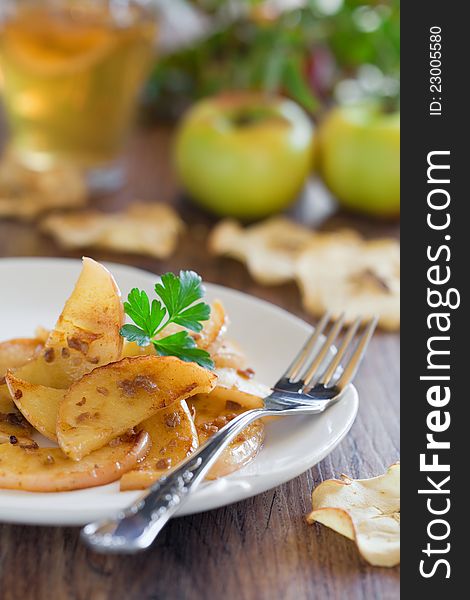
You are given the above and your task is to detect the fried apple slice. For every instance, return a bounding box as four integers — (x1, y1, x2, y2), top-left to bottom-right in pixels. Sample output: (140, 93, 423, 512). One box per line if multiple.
(210, 368, 269, 410)
(212, 339, 247, 370)
(57, 355, 217, 460)
(0, 337, 44, 446)
(120, 400, 199, 491)
(5, 373, 63, 441)
(0, 337, 44, 375)
(0, 392, 36, 447)
(188, 393, 264, 479)
(0, 431, 150, 492)
(14, 257, 124, 389)
(196, 300, 226, 350)
(34, 326, 50, 344)
(121, 340, 155, 358)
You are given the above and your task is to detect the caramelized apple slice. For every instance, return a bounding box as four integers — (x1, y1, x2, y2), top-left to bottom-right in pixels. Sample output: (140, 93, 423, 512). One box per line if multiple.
(0, 432, 150, 492)
(0, 392, 35, 447)
(0, 337, 44, 446)
(207, 421, 264, 479)
(196, 300, 226, 349)
(120, 400, 199, 491)
(5, 373, 63, 441)
(57, 355, 217, 460)
(188, 393, 265, 479)
(212, 339, 247, 370)
(210, 368, 270, 410)
(14, 257, 124, 389)
(0, 336, 44, 410)
(0, 337, 44, 375)
(121, 340, 155, 358)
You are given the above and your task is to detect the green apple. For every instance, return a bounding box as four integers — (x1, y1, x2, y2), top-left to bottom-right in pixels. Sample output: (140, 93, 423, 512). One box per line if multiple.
(174, 92, 315, 219)
(319, 104, 400, 218)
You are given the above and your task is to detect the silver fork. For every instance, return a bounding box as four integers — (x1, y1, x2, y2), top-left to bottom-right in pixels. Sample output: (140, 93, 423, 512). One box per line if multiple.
(81, 313, 377, 554)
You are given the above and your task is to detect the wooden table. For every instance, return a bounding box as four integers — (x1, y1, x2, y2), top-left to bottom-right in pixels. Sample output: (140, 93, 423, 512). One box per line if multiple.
(0, 125, 400, 600)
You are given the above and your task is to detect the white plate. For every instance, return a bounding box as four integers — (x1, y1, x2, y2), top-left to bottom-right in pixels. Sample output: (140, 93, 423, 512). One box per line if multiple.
(0, 258, 358, 526)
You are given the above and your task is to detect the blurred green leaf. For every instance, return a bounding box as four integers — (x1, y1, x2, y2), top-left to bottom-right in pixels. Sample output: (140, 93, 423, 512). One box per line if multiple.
(283, 57, 319, 112)
(145, 0, 399, 119)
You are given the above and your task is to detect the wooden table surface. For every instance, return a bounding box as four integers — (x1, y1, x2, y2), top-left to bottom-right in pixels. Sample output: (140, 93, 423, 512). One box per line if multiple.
(0, 125, 400, 600)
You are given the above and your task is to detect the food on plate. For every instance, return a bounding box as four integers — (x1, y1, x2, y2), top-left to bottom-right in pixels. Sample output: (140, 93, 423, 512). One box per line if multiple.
(174, 92, 315, 218)
(209, 217, 318, 284)
(0, 151, 87, 221)
(194, 299, 226, 350)
(41, 202, 184, 258)
(120, 400, 198, 490)
(306, 463, 400, 567)
(57, 355, 217, 460)
(13, 257, 124, 388)
(34, 326, 50, 344)
(0, 337, 44, 375)
(0, 261, 270, 493)
(188, 393, 265, 479)
(0, 337, 43, 445)
(210, 368, 269, 410)
(296, 236, 400, 330)
(318, 104, 400, 218)
(0, 393, 35, 447)
(5, 374, 63, 441)
(0, 431, 150, 492)
(212, 338, 247, 370)
(122, 299, 226, 358)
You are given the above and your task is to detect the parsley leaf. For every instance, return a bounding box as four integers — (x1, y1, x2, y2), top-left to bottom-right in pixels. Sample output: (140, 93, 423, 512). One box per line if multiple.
(172, 302, 211, 332)
(153, 331, 214, 370)
(119, 271, 214, 369)
(119, 324, 151, 347)
(123, 288, 165, 337)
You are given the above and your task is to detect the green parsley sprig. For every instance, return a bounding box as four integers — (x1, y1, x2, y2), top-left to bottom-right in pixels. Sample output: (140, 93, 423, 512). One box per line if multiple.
(120, 271, 214, 370)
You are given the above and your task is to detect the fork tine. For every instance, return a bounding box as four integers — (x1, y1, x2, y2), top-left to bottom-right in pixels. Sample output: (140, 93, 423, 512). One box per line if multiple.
(319, 316, 362, 386)
(283, 312, 331, 381)
(335, 317, 378, 390)
(302, 313, 345, 387)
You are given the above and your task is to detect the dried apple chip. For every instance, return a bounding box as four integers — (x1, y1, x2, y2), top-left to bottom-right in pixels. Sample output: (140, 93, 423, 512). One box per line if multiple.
(57, 355, 217, 460)
(296, 236, 400, 330)
(41, 202, 184, 259)
(209, 217, 317, 284)
(120, 400, 199, 491)
(306, 463, 400, 567)
(0, 431, 150, 492)
(14, 257, 124, 389)
(0, 153, 86, 221)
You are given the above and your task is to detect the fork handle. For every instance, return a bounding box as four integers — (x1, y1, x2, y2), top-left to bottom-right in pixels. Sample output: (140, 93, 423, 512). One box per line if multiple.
(81, 408, 265, 553)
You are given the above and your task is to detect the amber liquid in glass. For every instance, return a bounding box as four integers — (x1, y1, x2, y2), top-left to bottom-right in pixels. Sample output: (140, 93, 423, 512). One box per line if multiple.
(0, 4, 156, 169)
